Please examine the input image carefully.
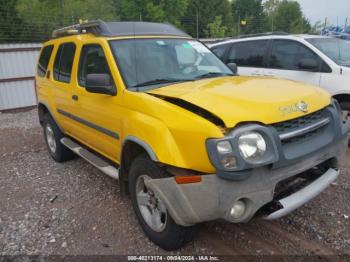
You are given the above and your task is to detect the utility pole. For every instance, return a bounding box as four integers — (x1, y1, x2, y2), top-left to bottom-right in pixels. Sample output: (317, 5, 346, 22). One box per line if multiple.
(196, 8, 199, 39)
(345, 17, 348, 29)
(238, 15, 241, 36)
(60, 0, 65, 26)
(193, 0, 199, 39)
(271, 14, 274, 32)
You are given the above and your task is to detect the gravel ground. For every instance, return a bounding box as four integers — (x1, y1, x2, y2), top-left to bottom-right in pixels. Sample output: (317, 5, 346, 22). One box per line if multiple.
(0, 109, 349, 256)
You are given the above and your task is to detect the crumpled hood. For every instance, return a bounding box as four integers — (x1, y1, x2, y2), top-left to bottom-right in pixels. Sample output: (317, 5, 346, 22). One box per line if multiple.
(147, 76, 331, 128)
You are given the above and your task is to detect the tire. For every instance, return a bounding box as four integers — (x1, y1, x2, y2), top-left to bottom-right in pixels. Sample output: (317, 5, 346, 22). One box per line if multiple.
(339, 101, 350, 146)
(43, 114, 75, 162)
(129, 154, 195, 251)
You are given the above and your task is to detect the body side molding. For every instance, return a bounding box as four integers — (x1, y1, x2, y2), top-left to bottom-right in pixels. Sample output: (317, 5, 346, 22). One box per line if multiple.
(57, 108, 120, 140)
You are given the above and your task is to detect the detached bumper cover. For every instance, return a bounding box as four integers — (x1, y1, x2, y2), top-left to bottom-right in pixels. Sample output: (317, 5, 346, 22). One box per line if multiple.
(264, 168, 339, 220)
(145, 137, 348, 227)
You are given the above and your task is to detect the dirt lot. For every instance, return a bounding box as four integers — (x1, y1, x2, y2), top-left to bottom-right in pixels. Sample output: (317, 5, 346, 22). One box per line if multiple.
(0, 109, 349, 256)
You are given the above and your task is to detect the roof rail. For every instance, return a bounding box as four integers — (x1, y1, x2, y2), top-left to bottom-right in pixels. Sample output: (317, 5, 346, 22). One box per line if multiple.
(234, 31, 289, 39)
(52, 20, 190, 38)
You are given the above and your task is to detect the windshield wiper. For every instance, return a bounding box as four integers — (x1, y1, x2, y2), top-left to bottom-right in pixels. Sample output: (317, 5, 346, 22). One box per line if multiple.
(195, 72, 233, 80)
(132, 78, 189, 88)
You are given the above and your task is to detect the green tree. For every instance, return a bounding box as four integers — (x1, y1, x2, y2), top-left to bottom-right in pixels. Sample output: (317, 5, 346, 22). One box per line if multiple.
(273, 0, 311, 33)
(205, 16, 227, 38)
(117, 0, 189, 26)
(0, 0, 26, 42)
(15, 0, 117, 41)
(311, 20, 324, 34)
(232, 0, 268, 35)
(185, 0, 233, 38)
(263, 0, 280, 15)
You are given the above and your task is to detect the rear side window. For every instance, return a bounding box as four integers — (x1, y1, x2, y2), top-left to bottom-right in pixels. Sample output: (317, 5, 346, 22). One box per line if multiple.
(37, 45, 54, 77)
(227, 40, 269, 67)
(78, 44, 111, 87)
(269, 40, 319, 70)
(53, 43, 76, 83)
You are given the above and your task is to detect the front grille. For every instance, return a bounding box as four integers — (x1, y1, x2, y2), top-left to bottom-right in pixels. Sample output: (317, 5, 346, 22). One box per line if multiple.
(272, 108, 329, 144)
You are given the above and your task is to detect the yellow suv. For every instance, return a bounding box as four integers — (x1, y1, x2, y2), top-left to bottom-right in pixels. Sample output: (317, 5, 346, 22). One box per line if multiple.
(36, 20, 349, 250)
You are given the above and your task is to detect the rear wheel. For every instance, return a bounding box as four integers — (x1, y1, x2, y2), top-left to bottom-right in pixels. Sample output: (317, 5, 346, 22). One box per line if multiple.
(43, 114, 75, 162)
(129, 155, 194, 251)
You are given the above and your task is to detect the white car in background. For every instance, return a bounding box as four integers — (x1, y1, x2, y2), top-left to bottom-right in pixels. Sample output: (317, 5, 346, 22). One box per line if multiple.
(209, 34, 350, 115)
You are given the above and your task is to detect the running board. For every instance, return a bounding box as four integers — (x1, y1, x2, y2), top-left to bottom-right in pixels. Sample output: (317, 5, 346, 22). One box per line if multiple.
(60, 137, 119, 180)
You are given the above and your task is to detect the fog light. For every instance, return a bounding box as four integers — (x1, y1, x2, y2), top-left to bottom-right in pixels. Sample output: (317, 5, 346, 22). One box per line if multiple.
(230, 200, 246, 219)
(220, 156, 237, 169)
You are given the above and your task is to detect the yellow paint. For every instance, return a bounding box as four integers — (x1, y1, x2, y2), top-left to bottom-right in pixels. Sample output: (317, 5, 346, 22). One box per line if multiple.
(37, 34, 331, 174)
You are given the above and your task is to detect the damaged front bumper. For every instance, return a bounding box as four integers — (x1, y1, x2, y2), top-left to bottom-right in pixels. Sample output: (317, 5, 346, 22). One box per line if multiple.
(145, 137, 347, 227)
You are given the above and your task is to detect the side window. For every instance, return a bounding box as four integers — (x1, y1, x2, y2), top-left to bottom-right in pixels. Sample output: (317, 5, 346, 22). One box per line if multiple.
(227, 40, 269, 67)
(269, 40, 319, 70)
(37, 45, 54, 77)
(53, 43, 76, 83)
(211, 44, 229, 60)
(78, 44, 111, 87)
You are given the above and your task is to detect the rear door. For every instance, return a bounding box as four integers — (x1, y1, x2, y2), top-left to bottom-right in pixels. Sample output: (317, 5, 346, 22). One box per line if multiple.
(264, 39, 321, 86)
(226, 40, 269, 76)
(49, 42, 79, 133)
(36, 44, 54, 100)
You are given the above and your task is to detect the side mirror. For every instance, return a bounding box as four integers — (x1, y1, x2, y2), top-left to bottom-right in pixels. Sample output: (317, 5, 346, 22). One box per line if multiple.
(298, 58, 319, 71)
(226, 62, 238, 74)
(86, 74, 116, 96)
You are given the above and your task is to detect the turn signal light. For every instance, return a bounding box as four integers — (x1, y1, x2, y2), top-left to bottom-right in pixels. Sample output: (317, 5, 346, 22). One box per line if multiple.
(175, 175, 202, 184)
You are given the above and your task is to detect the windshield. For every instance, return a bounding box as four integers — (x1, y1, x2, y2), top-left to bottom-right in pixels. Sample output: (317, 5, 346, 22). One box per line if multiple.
(109, 38, 233, 90)
(307, 38, 350, 67)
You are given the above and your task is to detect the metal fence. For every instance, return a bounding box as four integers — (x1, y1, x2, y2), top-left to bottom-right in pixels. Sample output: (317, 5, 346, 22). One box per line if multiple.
(0, 43, 41, 111)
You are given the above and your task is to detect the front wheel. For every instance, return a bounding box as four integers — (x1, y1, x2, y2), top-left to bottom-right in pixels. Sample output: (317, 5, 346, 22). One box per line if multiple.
(129, 155, 194, 251)
(339, 101, 350, 146)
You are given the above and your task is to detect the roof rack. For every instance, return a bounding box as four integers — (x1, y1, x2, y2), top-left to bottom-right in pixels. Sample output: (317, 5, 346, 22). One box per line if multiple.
(52, 20, 121, 38)
(52, 20, 191, 38)
(234, 32, 289, 39)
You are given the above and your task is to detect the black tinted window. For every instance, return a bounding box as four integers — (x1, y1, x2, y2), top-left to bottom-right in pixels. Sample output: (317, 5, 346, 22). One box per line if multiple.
(78, 44, 111, 87)
(53, 43, 76, 83)
(269, 40, 319, 70)
(37, 45, 53, 77)
(211, 44, 229, 59)
(227, 40, 268, 67)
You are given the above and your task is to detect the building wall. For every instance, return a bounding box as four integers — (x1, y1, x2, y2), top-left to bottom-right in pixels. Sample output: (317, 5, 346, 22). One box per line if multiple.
(0, 43, 41, 111)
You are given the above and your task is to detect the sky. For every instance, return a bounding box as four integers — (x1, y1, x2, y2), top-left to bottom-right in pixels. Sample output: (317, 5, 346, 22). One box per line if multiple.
(295, 0, 350, 26)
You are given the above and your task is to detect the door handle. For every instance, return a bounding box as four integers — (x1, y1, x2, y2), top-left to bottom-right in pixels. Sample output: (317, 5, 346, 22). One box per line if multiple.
(72, 95, 79, 101)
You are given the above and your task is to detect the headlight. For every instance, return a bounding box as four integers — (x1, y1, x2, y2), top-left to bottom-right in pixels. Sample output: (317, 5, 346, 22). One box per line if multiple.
(238, 132, 266, 161)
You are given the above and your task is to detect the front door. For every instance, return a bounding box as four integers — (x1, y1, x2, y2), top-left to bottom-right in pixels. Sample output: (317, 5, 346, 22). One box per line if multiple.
(226, 40, 269, 76)
(69, 43, 122, 162)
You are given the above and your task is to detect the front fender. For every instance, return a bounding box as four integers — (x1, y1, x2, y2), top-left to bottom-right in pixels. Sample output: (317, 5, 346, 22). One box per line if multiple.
(120, 111, 188, 169)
